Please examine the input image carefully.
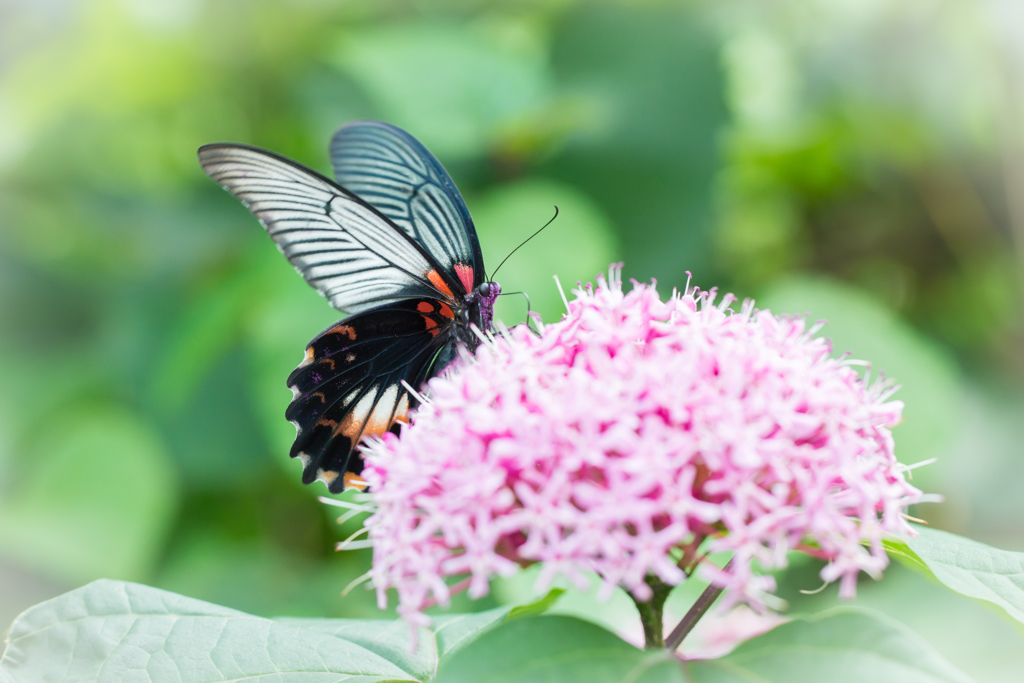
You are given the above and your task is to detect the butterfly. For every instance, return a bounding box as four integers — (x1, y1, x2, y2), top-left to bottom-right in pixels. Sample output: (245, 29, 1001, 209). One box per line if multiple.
(198, 121, 500, 493)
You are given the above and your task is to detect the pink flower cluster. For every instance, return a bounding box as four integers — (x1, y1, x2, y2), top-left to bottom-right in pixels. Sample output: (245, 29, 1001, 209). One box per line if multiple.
(361, 267, 922, 626)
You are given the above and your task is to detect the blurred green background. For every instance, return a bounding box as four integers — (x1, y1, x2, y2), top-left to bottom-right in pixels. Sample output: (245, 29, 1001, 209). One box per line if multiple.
(1, 0, 1023, 678)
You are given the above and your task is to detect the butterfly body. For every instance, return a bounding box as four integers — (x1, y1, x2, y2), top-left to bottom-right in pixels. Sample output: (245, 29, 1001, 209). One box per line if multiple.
(199, 121, 498, 492)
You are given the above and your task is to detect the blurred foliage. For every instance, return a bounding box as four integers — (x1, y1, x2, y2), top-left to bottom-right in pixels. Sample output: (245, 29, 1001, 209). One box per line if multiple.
(2, 0, 1024, 678)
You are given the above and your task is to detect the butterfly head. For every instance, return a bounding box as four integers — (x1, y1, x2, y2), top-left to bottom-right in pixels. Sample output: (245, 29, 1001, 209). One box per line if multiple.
(458, 281, 500, 347)
(476, 281, 500, 328)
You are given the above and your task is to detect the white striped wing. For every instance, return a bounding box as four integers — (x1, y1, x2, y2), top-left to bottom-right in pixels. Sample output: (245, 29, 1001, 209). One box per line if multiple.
(199, 144, 454, 313)
(329, 121, 484, 293)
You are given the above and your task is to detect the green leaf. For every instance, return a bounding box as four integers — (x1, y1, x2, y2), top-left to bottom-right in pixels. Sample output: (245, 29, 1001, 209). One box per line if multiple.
(686, 608, 973, 683)
(906, 526, 1024, 626)
(0, 580, 418, 682)
(433, 588, 562, 660)
(434, 614, 685, 683)
(275, 617, 436, 681)
(505, 587, 566, 621)
(277, 589, 567, 680)
(493, 565, 645, 643)
(884, 536, 936, 579)
(1, 581, 566, 682)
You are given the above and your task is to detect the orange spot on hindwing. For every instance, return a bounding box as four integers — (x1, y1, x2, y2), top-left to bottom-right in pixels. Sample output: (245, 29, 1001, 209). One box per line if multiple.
(343, 471, 368, 491)
(417, 301, 434, 313)
(336, 392, 374, 439)
(438, 303, 455, 319)
(334, 386, 402, 440)
(365, 386, 399, 436)
(329, 324, 357, 340)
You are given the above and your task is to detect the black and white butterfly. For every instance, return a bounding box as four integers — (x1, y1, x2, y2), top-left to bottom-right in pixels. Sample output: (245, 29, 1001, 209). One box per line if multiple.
(199, 121, 499, 493)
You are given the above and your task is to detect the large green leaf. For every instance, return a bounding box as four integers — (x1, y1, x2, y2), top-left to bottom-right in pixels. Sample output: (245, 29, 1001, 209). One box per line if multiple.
(1, 580, 417, 682)
(278, 589, 565, 680)
(277, 617, 436, 682)
(686, 608, 972, 683)
(1, 581, 564, 683)
(902, 527, 1024, 626)
(433, 586, 564, 661)
(434, 615, 685, 683)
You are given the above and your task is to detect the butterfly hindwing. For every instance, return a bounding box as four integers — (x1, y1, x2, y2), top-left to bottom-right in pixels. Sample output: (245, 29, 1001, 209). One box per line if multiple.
(330, 121, 484, 296)
(285, 298, 459, 493)
(198, 143, 462, 313)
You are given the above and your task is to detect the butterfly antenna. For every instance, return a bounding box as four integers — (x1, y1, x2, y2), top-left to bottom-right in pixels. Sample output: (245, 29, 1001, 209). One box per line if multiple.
(489, 205, 559, 282)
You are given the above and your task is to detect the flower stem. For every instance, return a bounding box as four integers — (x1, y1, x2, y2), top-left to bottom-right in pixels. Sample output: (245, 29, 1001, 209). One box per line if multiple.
(665, 559, 733, 652)
(633, 575, 673, 649)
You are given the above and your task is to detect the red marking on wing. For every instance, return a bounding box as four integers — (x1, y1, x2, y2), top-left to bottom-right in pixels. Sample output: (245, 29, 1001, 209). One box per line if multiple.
(425, 270, 455, 300)
(438, 303, 455, 319)
(455, 263, 474, 293)
(423, 316, 438, 330)
(417, 301, 434, 313)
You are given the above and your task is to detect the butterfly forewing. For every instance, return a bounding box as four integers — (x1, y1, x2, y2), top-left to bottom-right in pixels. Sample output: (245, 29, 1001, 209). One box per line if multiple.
(286, 298, 459, 493)
(330, 121, 485, 295)
(198, 143, 461, 313)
